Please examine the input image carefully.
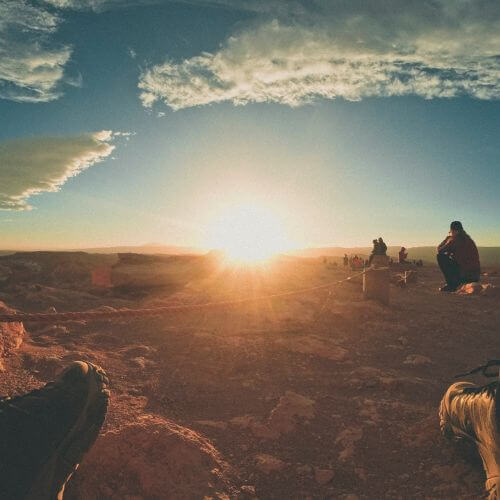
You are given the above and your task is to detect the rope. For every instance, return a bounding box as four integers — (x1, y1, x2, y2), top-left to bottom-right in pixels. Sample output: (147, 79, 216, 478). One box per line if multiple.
(0, 270, 366, 323)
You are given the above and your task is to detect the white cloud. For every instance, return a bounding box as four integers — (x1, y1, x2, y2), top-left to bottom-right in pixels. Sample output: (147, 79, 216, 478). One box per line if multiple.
(0, 0, 73, 102)
(0, 132, 116, 210)
(138, 0, 500, 110)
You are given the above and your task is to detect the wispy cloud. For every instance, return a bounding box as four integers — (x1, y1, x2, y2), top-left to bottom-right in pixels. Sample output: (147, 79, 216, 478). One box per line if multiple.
(0, 131, 116, 210)
(0, 0, 75, 102)
(138, 0, 500, 110)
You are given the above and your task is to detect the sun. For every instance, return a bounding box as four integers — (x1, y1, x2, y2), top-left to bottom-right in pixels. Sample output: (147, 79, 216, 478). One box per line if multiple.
(205, 204, 292, 264)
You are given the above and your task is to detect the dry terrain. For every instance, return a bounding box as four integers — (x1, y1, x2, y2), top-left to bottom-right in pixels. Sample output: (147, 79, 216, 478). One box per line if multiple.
(1, 253, 499, 499)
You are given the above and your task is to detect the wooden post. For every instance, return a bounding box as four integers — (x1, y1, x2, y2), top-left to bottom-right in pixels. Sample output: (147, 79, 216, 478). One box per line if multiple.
(363, 266, 390, 305)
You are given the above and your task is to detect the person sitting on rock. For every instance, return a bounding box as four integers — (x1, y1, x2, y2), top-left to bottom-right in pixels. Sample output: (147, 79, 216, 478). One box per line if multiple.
(0, 361, 109, 499)
(377, 237, 387, 256)
(437, 220, 480, 292)
(399, 247, 408, 264)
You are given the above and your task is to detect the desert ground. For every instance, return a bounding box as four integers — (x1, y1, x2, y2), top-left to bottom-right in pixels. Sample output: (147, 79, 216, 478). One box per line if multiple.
(1, 252, 499, 499)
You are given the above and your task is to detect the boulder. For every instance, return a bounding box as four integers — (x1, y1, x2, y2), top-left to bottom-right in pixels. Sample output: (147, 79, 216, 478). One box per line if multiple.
(66, 414, 237, 499)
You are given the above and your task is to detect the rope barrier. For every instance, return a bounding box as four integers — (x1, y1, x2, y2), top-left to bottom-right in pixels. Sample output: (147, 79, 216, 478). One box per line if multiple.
(0, 270, 366, 323)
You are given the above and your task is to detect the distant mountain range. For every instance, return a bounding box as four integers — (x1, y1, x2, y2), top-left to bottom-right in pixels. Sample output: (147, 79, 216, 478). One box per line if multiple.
(290, 246, 500, 267)
(0, 244, 202, 257)
(75, 244, 202, 255)
(1, 244, 500, 266)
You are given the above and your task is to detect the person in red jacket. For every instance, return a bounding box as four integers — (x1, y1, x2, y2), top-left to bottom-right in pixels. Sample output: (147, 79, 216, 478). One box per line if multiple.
(437, 221, 480, 292)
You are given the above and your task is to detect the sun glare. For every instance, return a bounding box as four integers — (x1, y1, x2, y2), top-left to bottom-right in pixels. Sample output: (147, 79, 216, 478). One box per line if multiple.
(205, 204, 291, 264)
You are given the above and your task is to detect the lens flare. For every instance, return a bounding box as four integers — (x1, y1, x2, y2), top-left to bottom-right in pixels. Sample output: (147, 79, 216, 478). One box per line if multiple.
(205, 204, 291, 264)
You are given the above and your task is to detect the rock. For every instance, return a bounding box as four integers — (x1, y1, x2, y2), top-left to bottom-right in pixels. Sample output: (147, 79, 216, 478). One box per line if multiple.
(0, 301, 25, 360)
(240, 485, 256, 495)
(481, 284, 500, 297)
(355, 467, 367, 481)
(250, 391, 316, 439)
(34, 324, 70, 337)
(23, 354, 64, 378)
(45, 306, 57, 313)
(230, 415, 255, 429)
(131, 357, 147, 369)
(66, 414, 237, 499)
(404, 354, 432, 366)
(296, 464, 312, 475)
(398, 336, 409, 346)
(335, 427, 363, 462)
(196, 420, 228, 430)
(267, 391, 315, 433)
(121, 345, 155, 358)
(314, 468, 334, 485)
(255, 454, 286, 474)
(457, 282, 482, 295)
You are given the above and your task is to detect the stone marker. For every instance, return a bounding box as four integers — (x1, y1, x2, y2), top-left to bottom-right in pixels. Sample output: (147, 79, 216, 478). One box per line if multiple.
(363, 266, 390, 305)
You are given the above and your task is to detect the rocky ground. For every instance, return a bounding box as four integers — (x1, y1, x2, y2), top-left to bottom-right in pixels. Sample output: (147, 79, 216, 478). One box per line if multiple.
(1, 254, 499, 499)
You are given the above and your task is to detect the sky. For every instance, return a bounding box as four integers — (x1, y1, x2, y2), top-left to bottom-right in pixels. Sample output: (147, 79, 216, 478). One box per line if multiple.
(0, 0, 499, 251)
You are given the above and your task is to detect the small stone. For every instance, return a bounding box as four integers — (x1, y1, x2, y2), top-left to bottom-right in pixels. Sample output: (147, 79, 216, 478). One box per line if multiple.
(131, 357, 147, 369)
(255, 454, 286, 474)
(296, 464, 312, 475)
(404, 354, 432, 366)
(315, 468, 334, 485)
(241, 485, 256, 494)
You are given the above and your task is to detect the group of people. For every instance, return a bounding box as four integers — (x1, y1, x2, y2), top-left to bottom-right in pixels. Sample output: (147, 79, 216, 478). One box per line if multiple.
(343, 254, 365, 270)
(360, 220, 480, 293)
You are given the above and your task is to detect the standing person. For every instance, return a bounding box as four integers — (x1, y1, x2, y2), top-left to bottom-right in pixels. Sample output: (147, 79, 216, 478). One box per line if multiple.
(437, 221, 480, 292)
(399, 247, 408, 264)
(343, 254, 349, 268)
(368, 239, 379, 265)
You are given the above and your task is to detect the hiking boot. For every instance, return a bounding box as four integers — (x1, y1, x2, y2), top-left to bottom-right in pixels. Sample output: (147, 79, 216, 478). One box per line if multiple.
(0, 361, 110, 499)
(439, 360, 500, 499)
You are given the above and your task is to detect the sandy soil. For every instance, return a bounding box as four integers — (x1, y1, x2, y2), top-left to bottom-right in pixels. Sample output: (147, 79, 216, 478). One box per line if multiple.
(1, 256, 500, 499)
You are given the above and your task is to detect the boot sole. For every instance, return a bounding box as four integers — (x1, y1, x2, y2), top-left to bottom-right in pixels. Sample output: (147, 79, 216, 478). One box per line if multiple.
(26, 362, 110, 499)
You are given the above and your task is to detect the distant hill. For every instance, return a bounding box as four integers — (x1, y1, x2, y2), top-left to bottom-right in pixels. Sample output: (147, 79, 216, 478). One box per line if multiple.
(290, 246, 500, 267)
(75, 244, 203, 255)
(0, 244, 203, 256)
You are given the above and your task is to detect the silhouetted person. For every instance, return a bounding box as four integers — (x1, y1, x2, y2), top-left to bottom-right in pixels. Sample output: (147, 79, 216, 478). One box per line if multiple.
(377, 237, 387, 256)
(368, 239, 379, 265)
(437, 221, 480, 292)
(343, 254, 348, 267)
(399, 246, 408, 264)
(351, 255, 359, 270)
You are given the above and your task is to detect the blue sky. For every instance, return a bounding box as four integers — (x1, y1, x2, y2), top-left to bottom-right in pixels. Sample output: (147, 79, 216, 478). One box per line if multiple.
(0, 0, 499, 250)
